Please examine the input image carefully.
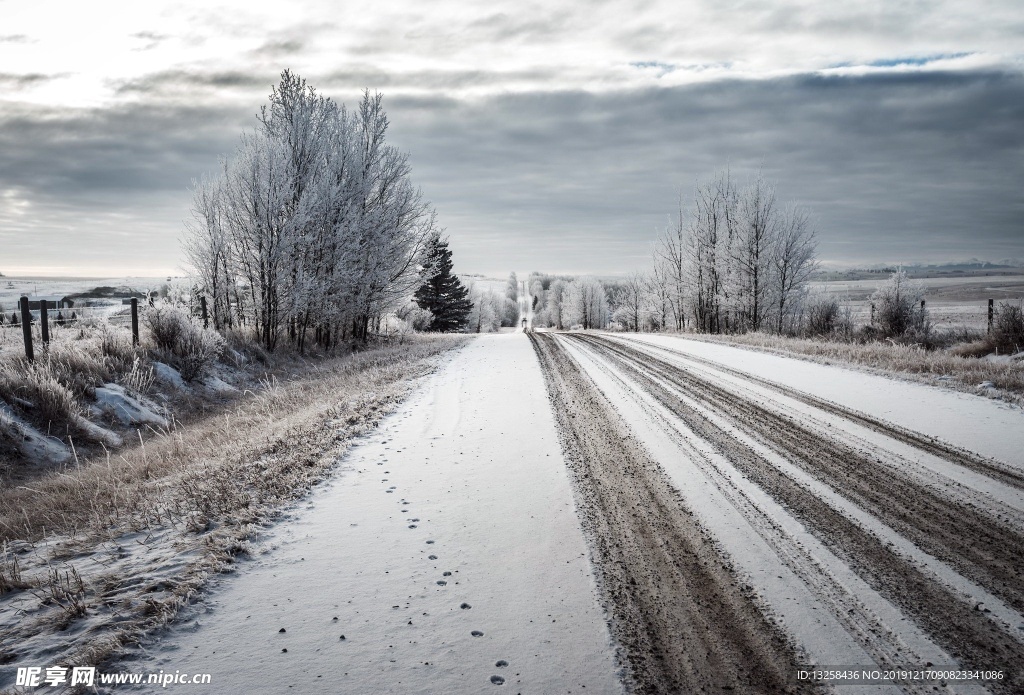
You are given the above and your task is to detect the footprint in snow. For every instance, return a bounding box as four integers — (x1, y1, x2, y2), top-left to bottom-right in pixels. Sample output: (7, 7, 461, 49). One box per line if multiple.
(495, 660, 508, 667)
(443, 571, 451, 576)
(471, 630, 484, 637)
(490, 675, 505, 685)
(436, 580, 447, 586)
(460, 603, 471, 610)
(428, 555, 438, 560)
(426, 540, 435, 544)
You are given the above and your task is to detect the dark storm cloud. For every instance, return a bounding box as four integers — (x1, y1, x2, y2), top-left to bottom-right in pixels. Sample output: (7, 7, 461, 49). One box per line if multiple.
(0, 73, 66, 89)
(112, 70, 275, 95)
(0, 101, 248, 199)
(320, 67, 563, 91)
(0, 99, 255, 271)
(1, 69, 1022, 274)
(464, 11, 572, 42)
(130, 31, 170, 51)
(381, 70, 1024, 271)
(249, 38, 305, 57)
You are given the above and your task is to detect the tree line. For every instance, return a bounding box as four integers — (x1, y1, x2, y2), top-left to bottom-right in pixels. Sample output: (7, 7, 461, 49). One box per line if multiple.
(650, 170, 818, 335)
(527, 171, 819, 337)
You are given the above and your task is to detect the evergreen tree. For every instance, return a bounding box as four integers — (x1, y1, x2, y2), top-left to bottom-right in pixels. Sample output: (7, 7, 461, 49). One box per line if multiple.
(414, 234, 472, 332)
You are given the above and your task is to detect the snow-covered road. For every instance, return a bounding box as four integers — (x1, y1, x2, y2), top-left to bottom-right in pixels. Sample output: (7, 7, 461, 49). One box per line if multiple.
(128, 335, 621, 694)
(119, 330, 1024, 694)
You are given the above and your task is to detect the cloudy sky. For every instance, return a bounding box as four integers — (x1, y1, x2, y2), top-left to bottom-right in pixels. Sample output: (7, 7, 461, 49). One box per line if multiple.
(1, 0, 1022, 277)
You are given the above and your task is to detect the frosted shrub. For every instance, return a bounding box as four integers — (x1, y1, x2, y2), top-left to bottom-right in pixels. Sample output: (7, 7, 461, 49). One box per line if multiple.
(871, 270, 928, 338)
(992, 302, 1024, 354)
(144, 304, 225, 381)
(175, 325, 226, 381)
(99, 326, 137, 370)
(804, 292, 840, 336)
(145, 305, 193, 352)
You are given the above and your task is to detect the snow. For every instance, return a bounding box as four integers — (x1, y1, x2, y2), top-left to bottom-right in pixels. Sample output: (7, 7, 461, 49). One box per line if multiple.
(621, 333, 1024, 466)
(202, 374, 238, 394)
(92, 384, 168, 428)
(126, 334, 622, 694)
(152, 361, 186, 390)
(0, 400, 71, 465)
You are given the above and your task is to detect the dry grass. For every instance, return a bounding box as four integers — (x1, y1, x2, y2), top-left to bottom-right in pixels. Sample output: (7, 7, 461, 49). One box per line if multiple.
(678, 331, 1024, 405)
(0, 360, 83, 428)
(0, 334, 466, 675)
(0, 335, 464, 542)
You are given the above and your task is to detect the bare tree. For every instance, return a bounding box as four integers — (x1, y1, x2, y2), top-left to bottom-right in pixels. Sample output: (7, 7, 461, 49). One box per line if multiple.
(656, 200, 688, 330)
(771, 205, 818, 333)
(618, 272, 646, 332)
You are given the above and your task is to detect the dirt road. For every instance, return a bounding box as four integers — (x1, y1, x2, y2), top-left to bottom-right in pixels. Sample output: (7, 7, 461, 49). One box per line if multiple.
(531, 332, 1024, 695)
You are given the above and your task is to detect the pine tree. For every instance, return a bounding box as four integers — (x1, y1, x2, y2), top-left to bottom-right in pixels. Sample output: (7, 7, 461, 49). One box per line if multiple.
(414, 234, 472, 332)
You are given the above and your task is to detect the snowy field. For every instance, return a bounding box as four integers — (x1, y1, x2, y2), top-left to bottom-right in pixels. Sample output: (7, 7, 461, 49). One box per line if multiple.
(0, 275, 176, 357)
(0, 276, 171, 310)
(810, 275, 1024, 330)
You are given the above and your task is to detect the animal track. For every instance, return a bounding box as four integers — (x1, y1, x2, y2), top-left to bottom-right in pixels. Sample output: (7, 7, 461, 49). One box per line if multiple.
(471, 630, 484, 637)
(495, 660, 508, 667)
(428, 555, 438, 560)
(436, 580, 447, 586)
(490, 675, 505, 685)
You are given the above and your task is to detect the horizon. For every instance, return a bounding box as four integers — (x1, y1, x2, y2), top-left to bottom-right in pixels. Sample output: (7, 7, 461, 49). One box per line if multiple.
(3, 257, 1024, 284)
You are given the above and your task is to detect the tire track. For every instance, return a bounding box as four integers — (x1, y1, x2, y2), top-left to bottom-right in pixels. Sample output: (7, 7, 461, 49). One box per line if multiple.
(529, 333, 816, 695)
(576, 334, 1024, 617)
(560, 336, 947, 694)
(609, 336, 1024, 492)
(566, 333, 1024, 693)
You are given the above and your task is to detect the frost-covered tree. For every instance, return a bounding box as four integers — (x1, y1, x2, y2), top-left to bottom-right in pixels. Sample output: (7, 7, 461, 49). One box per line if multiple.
(414, 233, 472, 332)
(183, 71, 436, 350)
(465, 283, 515, 333)
(729, 175, 778, 332)
(565, 277, 608, 329)
(770, 205, 818, 334)
(654, 169, 818, 336)
(871, 270, 927, 337)
(547, 279, 568, 329)
(656, 201, 688, 330)
(616, 272, 646, 332)
(506, 272, 519, 303)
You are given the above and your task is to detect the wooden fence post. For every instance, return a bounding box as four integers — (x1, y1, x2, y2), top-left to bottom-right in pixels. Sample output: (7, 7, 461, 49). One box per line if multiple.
(130, 298, 139, 346)
(40, 299, 50, 346)
(870, 302, 875, 326)
(988, 299, 994, 333)
(19, 296, 33, 361)
(920, 299, 925, 312)
(200, 296, 209, 329)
